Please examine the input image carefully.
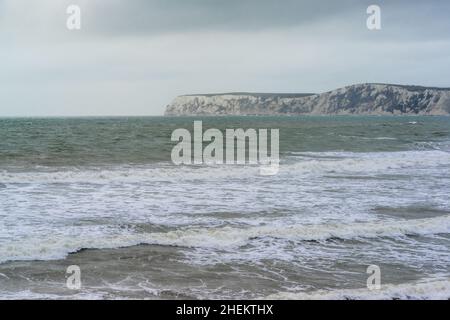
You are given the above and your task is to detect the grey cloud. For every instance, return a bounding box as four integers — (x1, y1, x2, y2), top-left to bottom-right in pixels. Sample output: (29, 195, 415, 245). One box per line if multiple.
(85, 0, 355, 34)
(77, 0, 450, 41)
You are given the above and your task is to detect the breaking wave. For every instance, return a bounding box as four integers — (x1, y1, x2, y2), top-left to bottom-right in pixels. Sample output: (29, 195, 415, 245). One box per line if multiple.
(266, 278, 450, 300)
(1, 216, 449, 264)
(0, 150, 448, 184)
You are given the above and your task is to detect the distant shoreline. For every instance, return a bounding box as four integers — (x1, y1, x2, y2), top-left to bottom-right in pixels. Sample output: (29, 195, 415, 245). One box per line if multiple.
(166, 83, 450, 116)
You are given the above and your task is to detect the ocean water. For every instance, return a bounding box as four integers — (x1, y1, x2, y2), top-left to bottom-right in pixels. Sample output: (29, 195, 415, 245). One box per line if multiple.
(0, 115, 449, 299)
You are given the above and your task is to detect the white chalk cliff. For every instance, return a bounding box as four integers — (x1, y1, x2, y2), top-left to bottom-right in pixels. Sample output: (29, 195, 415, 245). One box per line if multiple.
(165, 84, 450, 116)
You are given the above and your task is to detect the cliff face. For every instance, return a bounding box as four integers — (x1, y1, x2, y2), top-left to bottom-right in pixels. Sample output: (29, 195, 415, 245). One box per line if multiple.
(165, 84, 450, 116)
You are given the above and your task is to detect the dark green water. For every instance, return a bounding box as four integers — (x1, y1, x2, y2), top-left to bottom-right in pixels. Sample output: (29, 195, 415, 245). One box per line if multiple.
(0, 116, 449, 167)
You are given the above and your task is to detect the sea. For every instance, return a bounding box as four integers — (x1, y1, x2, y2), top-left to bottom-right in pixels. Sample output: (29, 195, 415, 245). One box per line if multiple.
(0, 115, 449, 299)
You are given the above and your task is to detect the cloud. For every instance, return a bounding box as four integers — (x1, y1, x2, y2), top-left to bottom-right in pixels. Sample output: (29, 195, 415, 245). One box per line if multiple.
(0, 0, 449, 116)
(2, 0, 449, 40)
(84, 0, 354, 35)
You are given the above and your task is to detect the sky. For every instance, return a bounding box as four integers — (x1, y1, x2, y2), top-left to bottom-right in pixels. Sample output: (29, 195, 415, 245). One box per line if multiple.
(1, 0, 450, 116)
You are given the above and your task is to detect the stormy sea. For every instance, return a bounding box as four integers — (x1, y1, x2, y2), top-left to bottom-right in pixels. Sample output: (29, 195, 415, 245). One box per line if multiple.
(0, 115, 449, 299)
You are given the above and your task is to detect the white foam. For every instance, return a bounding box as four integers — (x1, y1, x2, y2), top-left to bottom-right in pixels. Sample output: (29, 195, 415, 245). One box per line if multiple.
(1, 149, 449, 267)
(287, 150, 450, 175)
(266, 278, 450, 300)
(0, 289, 108, 300)
(0, 150, 448, 184)
(0, 164, 261, 184)
(145, 215, 450, 249)
(1, 216, 448, 264)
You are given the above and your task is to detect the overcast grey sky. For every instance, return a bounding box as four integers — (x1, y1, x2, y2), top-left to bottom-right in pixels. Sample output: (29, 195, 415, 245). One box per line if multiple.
(1, 0, 450, 116)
